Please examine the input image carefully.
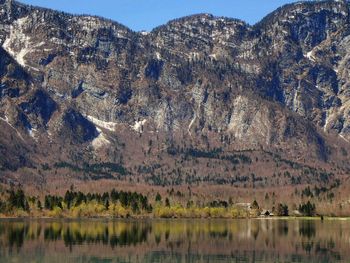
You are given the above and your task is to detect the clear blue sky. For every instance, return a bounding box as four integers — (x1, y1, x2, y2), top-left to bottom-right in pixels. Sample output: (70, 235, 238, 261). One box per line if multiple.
(19, 0, 299, 31)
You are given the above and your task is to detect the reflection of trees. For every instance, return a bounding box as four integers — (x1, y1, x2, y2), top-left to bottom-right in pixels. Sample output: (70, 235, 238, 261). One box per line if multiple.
(110, 224, 151, 247)
(38, 222, 154, 247)
(64, 227, 90, 246)
(209, 229, 228, 238)
(251, 223, 260, 240)
(302, 241, 314, 253)
(165, 229, 170, 241)
(7, 224, 29, 250)
(154, 233, 161, 245)
(277, 221, 288, 236)
(299, 221, 316, 239)
(0, 225, 5, 236)
(44, 224, 62, 241)
(314, 240, 342, 261)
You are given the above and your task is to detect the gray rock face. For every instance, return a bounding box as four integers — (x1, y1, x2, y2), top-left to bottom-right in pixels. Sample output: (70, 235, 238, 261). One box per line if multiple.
(0, 0, 349, 180)
(60, 109, 98, 143)
(19, 90, 57, 126)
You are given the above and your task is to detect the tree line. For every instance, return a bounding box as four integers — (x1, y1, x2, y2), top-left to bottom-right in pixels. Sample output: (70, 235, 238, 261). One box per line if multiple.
(0, 188, 317, 218)
(44, 189, 152, 213)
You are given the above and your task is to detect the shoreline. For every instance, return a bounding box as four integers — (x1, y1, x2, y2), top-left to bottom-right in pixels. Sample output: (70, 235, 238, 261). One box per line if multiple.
(1, 215, 350, 221)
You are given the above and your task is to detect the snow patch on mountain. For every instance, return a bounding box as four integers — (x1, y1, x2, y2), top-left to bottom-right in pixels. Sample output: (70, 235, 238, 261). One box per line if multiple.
(2, 16, 46, 68)
(87, 115, 117, 131)
(132, 119, 147, 133)
(28, 127, 38, 141)
(92, 129, 110, 149)
(305, 51, 316, 62)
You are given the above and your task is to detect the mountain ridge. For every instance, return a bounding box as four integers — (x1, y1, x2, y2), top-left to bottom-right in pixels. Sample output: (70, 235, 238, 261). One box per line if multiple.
(11, 0, 350, 33)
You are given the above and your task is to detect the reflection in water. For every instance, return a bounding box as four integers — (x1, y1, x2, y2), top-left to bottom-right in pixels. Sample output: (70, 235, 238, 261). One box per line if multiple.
(0, 219, 350, 262)
(299, 220, 316, 238)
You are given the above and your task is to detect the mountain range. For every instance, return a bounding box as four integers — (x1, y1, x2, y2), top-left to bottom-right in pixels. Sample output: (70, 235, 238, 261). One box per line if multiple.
(0, 0, 350, 196)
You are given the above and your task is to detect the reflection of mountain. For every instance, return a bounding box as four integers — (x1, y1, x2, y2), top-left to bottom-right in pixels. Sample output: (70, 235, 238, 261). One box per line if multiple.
(0, 220, 349, 262)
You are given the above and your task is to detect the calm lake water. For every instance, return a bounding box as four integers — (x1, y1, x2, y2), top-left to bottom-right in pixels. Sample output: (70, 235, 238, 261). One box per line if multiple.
(0, 218, 349, 263)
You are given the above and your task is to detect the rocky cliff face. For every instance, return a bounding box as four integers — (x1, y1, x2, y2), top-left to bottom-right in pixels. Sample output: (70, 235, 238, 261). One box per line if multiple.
(0, 0, 349, 188)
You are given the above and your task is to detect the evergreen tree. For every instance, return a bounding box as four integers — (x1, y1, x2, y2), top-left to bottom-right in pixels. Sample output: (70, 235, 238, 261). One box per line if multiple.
(104, 199, 109, 210)
(165, 198, 170, 207)
(111, 189, 119, 202)
(8, 188, 28, 211)
(251, 200, 259, 210)
(155, 193, 162, 202)
(37, 200, 42, 210)
(276, 203, 289, 216)
(120, 192, 128, 207)
(131, 200, 139, 213)
(299, 201, 316, 216)
(0, 200, 5, 213)
(64, 191, 74, 209)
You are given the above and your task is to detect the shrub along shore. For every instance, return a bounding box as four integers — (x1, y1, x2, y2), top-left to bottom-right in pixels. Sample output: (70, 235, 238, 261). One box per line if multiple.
(0, 188, 320, 219)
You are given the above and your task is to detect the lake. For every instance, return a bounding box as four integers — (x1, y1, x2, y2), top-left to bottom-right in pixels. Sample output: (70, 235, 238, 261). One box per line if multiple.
(0, 218, 349, 262)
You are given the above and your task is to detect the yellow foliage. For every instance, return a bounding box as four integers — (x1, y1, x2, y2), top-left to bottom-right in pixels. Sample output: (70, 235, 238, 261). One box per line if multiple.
(110, 204, 129, 218)
(11, 209, 29, 218)
(4, 198, 251, 219)
(154, 205, 172, 218)
(202, 207, 211, 218)
(151, 204, 248, 219)
(70, 201, 107, 218)
(47, 207, 63, 218)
